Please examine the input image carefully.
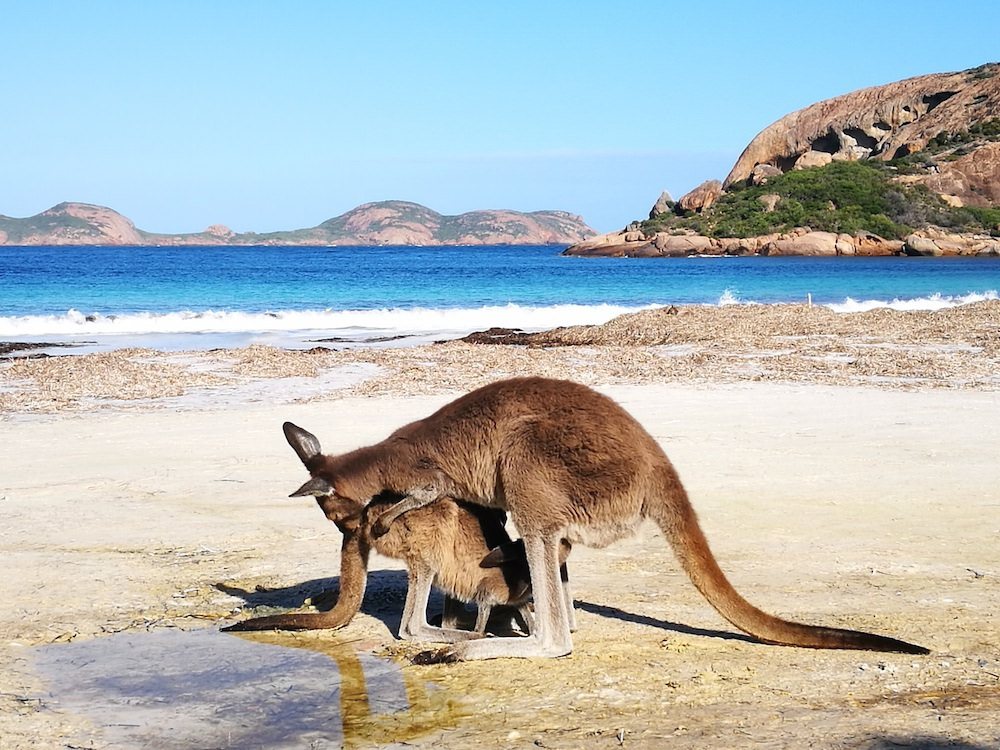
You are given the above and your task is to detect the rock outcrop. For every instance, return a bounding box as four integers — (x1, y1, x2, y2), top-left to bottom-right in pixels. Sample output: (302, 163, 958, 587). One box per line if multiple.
(676, 180, 723, 213)
(204, 224, 235, 239)
(724, 62, 1000, 210)
(0, 200, 597, 246)
(749, 164, 783, 186)
(563, 227, 999, 258)
(648, 191, 674, 219)
(923, 141, 1000, 207)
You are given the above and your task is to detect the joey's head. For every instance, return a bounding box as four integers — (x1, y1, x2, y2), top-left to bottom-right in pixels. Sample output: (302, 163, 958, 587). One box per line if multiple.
(480, 539, 533, 602)
(480, 538, 574, 601)
(283, 421, 364, 534)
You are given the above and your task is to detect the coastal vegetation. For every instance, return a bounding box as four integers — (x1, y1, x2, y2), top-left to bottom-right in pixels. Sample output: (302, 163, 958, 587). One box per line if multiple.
(0, 208, 100, 244)
(641, 154, 1000, 241)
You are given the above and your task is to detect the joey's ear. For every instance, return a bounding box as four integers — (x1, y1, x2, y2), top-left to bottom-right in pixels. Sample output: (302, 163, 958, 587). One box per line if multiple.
(479, 547, 506, 568)
(290, 476, 334, 498)
(558, 539, 573, 564)
(283, 422, 322, 466)
(479, 539, 526, 568)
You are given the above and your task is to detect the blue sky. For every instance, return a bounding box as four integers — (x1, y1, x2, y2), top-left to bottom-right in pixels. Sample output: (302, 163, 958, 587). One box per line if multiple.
(2, 1, 999, 234)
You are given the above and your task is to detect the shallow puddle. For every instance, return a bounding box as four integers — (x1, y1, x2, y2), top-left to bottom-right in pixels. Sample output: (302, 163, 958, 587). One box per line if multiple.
(32, 627, 467, 749)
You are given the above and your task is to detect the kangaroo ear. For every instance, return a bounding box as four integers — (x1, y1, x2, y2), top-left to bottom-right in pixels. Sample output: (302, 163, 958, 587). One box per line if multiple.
(479, 547, 506, 568)
(480, 539, 525, 568)
(283, 422, 322, 465)
(290, 476, 334, 498)
(558, 539, 573, 564)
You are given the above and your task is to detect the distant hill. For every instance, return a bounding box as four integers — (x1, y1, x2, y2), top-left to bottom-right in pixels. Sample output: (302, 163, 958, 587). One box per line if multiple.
(0, 200, 597, 246)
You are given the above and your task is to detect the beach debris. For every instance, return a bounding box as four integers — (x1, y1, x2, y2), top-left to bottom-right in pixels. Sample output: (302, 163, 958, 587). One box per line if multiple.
(1, 301, 999, 414)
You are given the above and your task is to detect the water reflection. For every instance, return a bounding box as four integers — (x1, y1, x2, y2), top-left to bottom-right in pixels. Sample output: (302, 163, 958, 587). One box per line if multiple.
(32, 628, 465, 749)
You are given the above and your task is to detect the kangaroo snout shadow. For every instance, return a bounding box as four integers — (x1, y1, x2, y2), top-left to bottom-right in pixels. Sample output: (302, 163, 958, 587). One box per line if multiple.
(216, 570, 413, 635)
(574, 600, 760, 645)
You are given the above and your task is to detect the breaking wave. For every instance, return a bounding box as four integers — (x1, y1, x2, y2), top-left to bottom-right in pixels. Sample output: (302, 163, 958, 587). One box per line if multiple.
(826, 290, 998, 313)
(0, 303, 659, 339)
(2, 292, 996, 348)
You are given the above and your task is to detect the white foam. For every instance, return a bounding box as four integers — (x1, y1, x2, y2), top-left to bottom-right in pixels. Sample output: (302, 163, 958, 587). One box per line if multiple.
(0, 303, 659, 339)
(718, 288, 755, 306)
(826, 290, 998, 313)
(5, 292, 996, 353)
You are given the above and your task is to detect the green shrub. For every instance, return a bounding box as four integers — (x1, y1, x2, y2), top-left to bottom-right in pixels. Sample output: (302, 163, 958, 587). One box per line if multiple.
(640, 157, 997, 240)
(962, 205, 1000, 235)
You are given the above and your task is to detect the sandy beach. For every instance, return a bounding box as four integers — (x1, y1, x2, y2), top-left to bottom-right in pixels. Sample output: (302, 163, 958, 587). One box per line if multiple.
(2, 303, 999, 749)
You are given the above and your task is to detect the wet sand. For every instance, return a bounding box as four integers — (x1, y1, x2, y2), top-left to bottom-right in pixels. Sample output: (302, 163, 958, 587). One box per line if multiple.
(1, 304, 999, 748)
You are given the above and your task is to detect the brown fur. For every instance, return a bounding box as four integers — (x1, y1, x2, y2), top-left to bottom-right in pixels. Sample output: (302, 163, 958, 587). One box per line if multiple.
(366, 492, 537, 639)
(258, 376, 928, 660)
(224, 439, 563, 638)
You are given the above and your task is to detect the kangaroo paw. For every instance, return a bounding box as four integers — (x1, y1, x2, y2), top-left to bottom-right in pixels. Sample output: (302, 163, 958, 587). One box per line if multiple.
(399, 624, 486, 643)
(303, 589, 339, 609)
(412, 647, 461, 665)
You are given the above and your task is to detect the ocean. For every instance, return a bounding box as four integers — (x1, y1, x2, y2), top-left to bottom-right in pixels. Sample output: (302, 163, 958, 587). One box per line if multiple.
(2, 244, 999, 353)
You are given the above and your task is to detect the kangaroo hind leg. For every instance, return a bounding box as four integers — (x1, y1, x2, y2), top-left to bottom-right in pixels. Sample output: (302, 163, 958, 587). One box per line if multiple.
(398, 567, 483, 643)
(417, 532, 572, 662)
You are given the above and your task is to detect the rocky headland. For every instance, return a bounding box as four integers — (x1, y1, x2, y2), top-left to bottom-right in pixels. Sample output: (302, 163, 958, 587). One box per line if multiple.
(566, 62, 1000, 258)
(566, 225, 1000, 258)
(0, 200, 596, 247)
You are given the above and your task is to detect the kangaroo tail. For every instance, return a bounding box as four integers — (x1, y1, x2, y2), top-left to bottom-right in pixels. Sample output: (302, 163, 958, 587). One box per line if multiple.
(648, 487, 929, 655)
(222, 610, 352, 632)
(223, 530, 370, 634)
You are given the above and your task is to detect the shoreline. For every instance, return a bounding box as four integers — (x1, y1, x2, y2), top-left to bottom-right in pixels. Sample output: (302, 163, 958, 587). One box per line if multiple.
(2, 301, 998, 416)
(563, 226, 1000, 258)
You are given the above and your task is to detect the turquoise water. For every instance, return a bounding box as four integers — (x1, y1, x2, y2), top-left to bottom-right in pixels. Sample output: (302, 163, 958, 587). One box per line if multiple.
(1, 244, 999, 349)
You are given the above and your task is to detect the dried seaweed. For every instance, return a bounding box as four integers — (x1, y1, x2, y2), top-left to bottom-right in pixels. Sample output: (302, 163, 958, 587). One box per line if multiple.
(2, 302, 998, 414)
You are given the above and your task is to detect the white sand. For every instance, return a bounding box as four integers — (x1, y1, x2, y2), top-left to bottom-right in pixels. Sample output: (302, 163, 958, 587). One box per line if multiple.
(2, 381, 999, 748)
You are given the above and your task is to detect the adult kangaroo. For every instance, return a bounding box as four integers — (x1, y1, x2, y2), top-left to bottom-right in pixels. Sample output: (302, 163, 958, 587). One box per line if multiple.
(297, 376, 929, 660)
(224, 425, 569, 639)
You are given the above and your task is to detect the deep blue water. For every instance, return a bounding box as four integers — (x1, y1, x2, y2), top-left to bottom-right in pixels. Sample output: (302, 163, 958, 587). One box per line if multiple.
(1, 244, 999, 349)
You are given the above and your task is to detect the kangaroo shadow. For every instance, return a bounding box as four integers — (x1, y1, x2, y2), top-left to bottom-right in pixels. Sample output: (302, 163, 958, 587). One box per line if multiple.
(862, 738, 994, 750)
(574, 600, 760, 644)
(217, 570, 425, 635)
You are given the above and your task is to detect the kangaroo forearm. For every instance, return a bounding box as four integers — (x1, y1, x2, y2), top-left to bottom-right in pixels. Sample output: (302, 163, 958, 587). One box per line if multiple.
(371, 484, 443, 537)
